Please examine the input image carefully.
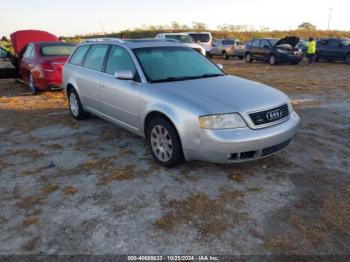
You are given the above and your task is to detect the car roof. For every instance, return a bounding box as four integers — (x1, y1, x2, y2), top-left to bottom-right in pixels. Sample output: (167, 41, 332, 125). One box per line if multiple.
(158, 33, 189, 36)
(80, 38, 186, 49)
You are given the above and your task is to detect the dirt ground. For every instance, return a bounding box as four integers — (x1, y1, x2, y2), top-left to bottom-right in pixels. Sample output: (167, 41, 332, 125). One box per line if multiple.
(0, 59, 349, 255)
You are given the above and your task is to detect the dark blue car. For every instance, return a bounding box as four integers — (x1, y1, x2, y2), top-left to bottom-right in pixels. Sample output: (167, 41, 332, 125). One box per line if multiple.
(316, 38, 350, 64)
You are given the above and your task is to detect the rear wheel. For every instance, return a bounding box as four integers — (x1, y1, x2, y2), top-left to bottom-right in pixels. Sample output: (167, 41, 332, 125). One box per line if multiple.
(245, 53, 252, 63)
(147, 117, 184, 168)
(345, 54, 350, 65)
(222, 51, 228, 60)
(68, 88, 89, 120)
(28, 73, 38, 95)
(268, 55, 277, 65)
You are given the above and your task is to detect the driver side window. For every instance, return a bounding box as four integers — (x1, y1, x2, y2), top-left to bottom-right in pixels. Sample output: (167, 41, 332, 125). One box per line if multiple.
(105, 45, 136, 77)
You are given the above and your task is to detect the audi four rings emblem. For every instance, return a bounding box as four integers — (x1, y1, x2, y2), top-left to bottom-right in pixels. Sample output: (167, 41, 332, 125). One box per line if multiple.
(266, 109, 283, 121)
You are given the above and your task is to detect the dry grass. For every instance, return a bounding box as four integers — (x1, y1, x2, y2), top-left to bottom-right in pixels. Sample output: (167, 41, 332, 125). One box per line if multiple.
(46, 144, 64, 150)
(96, 165, 135, 186)
(41, 184, 60, 195)
(155, 191, 247, 236)
(6, 148, 45, 160)
(22, 236, 41, 251)
(17, 196, 42, 210)
(63, 186, 79, 196)
(22, 216, 38, 228)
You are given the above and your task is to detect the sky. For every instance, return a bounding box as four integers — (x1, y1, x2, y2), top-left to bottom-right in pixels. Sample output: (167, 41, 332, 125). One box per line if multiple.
(1, 0, 349, 37)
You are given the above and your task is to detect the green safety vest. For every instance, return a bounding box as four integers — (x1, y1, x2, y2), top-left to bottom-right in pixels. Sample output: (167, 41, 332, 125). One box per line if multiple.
(306, 41, 316, 54)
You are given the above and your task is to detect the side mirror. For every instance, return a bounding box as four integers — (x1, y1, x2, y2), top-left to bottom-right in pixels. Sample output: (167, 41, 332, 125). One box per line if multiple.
(114, 70, 135, 80)
(217, 64, 224, 70)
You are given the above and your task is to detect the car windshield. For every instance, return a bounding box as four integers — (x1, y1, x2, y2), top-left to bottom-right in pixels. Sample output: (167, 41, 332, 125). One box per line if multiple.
(188, 33, 210, 43)
(133, 46, 224, 83)
(165, 35, 193, 43)
(41, 44, 76, 56)
(267, 39, 279, 46)
(342, 40, 350, 46)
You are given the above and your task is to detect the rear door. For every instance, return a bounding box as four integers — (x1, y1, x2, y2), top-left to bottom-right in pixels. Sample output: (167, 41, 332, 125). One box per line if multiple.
(19, 44, 35, 83)
(0, 47, 16, 79)
(211, 40, 221, 56)
(99, 45, 141, 131)
(250, 40, 261, 59)
(257, 39, 271, 60)
(317, 40, 328, 59)
(78, 44, 109, 113)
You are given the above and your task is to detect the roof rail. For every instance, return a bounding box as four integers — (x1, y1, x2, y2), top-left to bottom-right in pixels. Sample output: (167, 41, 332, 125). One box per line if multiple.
(80, 38, 125, 44)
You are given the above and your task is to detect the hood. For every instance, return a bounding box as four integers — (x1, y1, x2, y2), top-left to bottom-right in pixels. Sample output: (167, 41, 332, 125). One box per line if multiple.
(275, 36, 299, 47)
(10, 30, 59, 54)
(150, 75, 289, 116)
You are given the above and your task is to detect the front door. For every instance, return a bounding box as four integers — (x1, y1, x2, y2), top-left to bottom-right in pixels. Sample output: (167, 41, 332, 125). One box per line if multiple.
(98, 45, 141, 131)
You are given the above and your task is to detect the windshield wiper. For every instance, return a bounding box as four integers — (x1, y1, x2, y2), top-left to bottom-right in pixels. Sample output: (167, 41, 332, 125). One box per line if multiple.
(200, 73, 224, 78)
(149, 73, 224, 83)
(150, 76, 201, 83)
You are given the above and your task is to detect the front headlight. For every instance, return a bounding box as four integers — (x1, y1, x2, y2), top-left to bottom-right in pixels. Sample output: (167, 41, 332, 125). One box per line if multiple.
(199, 113, 247, 129)
(277, 48, 288, 54)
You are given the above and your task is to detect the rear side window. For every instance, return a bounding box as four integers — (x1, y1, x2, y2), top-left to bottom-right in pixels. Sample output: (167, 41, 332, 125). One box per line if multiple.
(105, 46, 136, 75)
(222, 40, 235, 45)
(69, 45, 90, 66)
(83, 45, 109, 71)
(23, 45, 34, 58)
(41, 45, 75, 56)
(328, 40, 340, 48)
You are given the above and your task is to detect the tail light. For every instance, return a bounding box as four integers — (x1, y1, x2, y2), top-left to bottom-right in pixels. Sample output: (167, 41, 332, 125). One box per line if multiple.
(41, 63, 54, 72)
(41, 62, 64, 73)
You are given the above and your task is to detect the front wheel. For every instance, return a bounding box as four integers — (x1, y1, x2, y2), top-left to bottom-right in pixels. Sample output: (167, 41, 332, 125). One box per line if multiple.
(345, 54, 350, 65)
(68, 88, 89, 120)
(147, 117, 184, 168)
(245, 53, 252, 63)
(269, 55, 277, 65)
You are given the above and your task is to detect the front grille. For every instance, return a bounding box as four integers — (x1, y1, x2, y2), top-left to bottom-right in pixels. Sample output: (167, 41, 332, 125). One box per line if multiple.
(261, 138, 292, 157)
(249, 104, 289, 126)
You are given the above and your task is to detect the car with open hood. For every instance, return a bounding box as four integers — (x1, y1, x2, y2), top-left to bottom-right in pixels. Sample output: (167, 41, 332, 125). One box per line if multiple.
(245, 36, 303, 65)
(8, 30, 76, 94)
(63, 39, 300, 167)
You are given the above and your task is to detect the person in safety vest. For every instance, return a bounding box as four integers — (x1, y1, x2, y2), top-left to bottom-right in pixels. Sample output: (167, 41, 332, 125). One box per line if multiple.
(305, 37, 316, 65)
(1, 36, 13, 54)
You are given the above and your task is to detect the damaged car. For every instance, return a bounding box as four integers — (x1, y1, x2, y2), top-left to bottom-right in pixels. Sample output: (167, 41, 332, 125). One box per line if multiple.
(245, 36, 303, 65)
(9, 30, 76, 94)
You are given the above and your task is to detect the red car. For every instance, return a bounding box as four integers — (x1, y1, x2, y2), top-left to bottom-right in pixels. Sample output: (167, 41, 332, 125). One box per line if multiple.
(10, 30, 76, 94)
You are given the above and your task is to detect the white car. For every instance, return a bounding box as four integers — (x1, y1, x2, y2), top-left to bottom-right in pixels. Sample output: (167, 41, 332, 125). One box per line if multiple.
(155, 33, 206, 56)
(184, 32, 213, 53)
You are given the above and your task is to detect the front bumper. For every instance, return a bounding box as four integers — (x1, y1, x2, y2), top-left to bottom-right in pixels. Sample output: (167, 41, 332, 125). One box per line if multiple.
(184, 111, 300, 163)
(276, 52, 303, 63)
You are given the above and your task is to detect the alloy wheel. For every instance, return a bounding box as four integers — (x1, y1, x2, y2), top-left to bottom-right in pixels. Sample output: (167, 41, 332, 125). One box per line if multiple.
(150, 125, 173, 162)
(69, 92, 79, 117)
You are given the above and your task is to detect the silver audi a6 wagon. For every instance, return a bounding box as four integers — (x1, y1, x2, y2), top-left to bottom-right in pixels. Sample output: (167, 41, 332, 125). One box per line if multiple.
(63, 39, 300, 167)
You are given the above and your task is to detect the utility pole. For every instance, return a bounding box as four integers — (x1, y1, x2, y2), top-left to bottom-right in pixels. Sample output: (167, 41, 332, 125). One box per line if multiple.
(100, 22, 106, 38)
(327, 7, 333, 30)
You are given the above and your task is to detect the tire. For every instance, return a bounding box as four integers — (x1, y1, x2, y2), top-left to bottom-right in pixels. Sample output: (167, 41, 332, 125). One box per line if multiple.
(147, 117, 185, 168)
(68, 88, 89, 120)
(245, 53, 252, 63)
(28, 73, 38, 95)
(207, 52, 213, 58)
(345, 54, 350, 65)
(268, 54, 277, 65)
(222, 51, 228, 60)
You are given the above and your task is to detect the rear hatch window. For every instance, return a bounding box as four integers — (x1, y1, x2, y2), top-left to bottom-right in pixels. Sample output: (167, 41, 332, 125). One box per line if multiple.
(41, 45, 76, 56)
